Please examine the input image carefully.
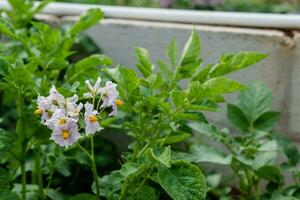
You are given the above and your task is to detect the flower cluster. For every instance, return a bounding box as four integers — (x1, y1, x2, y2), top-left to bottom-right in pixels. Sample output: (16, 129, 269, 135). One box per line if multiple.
(35, 78, 120, 148)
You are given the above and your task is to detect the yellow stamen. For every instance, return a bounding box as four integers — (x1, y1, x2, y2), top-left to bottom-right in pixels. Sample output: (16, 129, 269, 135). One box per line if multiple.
(115, 99, 123, 107)
(34, 108, 43, 115)
(58, 118, 67, 125)
(62, 130, 70, 140)
(89, 115, 98, 123)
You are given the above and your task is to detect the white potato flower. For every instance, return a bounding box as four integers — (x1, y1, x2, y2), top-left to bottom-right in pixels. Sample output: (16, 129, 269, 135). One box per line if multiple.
(35, 95, 51, 124)
(46, 109, 76, 130)
(84, 102, 102, 135)
(84, 77, 101, 98)
(49, 85, 65, 109)
(50, 120, 80, 148)
(100, 81, 118, 108)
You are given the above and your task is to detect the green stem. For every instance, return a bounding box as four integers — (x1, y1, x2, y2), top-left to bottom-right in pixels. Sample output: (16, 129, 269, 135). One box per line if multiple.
(46, 172, 54, 192)
(77, 140, 100, 198)
(35, 145, 44, 199)
(77, 143, 91, 158)
(136, 142, 150, 158)
(18, 86, 27, 200)
(21, 160, 27, 200)
(91, 137, 100, 199)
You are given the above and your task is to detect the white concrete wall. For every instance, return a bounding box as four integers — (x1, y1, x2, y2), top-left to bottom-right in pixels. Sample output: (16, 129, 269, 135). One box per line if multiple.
(60, 16, 300, 140)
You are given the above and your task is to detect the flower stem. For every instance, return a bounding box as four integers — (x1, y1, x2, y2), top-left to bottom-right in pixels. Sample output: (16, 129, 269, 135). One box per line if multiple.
(18, 87, 27, 200)
(91, 136, 100, 199)
(21, 160, 27, 200)
(35, 144, 44, 199)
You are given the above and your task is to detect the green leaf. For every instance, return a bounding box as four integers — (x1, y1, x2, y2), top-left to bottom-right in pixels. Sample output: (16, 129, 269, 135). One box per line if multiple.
(157, 132, 191, 144)
(270, 192, 298, 200)
(55, 155, 71, 177)
(4, 65, 34, 88)
(227, 104, 249, 132)
(31, 22, 62, 51)
(256, 165, 283, 183)
(167, 40, 178, 67)
(46, 189, 65, 200)
(149, 146, 171, 168)
(67, 54, 112, 83)
(146, 73, 164, 89)
(191, 64, 212, 83)
(157, 60, 172, 81)
(69, 8, 103, 37)
(176, 59, 202, 80)
(0, 18, 18, 39)
(0, 128, 13, 151)
(172, 112, 205, 121)
(135, 47, 153, 77)
(135, 185, 158, 200)
(0, 189, 20, 200)
(180, 30, 201, 67)
(253, 141, 278, 169)
(272, 133, 299, 166)
(189, 144, 232, 165)
(253, 111, 280, 131)
(187, 81, 205, 100)
(209, 52, 266, 77)
(239, 81, 272, 122)
(188, 122, 221, 139)
(171, 90, 186, 108)
(105, 66, 140, 93)
(69, 193, 97, 200)
(0, 167, 11, 187)
(202, 77, 246, 97)
(157, 160, 206, 200)
(206, 174, 221, 190)
(185, 99, 219, 112)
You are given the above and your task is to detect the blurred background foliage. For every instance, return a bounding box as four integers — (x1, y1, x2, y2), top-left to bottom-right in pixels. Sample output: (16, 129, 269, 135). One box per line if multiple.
(56, 0, 300, 13)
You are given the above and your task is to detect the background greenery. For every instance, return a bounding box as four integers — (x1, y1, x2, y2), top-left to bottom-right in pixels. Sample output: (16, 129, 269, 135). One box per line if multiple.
(57, 0, 300, 14)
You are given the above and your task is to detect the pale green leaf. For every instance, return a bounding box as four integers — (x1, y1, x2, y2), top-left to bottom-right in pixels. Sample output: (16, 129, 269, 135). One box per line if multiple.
(209, 52, 266, 77)
(185, 99, 219, 112)
(239, 82, 272, 122)
(157, 60, 172, 81)
(180, 30, 201, 67)
(191, 64, 212, 83)
(171, 90, 186, 108)
(253, 141, 278, 169)
(67, 54, 112, 83)
(202, 77, 246, 97)
(146, 73, 164, 89)
(188, 122, 221, 139)
(150, 146, 171, 168)
(187, 81, 205, 100)
(105, 66, 140, 92)
(135, 47, 153, 77)
(189, 144, 232, 165)
(167, 40, 178, 67)
(0, 19, 18, 39)
(69, 8, 103, 37)
(157, 132, 191, 145)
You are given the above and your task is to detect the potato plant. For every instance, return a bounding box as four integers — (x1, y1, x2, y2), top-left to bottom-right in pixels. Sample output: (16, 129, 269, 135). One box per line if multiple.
(2, 1, 298, 200)
(188, 82, 300, 200)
